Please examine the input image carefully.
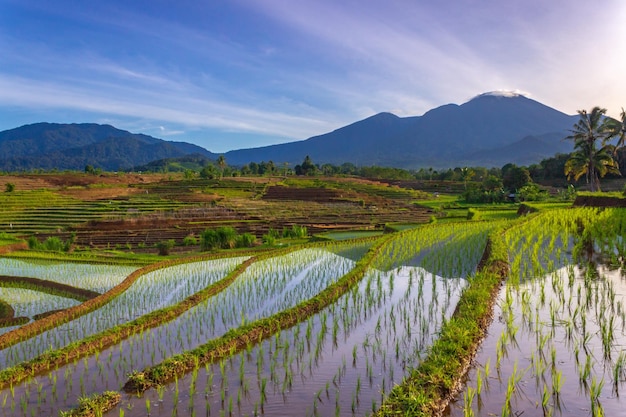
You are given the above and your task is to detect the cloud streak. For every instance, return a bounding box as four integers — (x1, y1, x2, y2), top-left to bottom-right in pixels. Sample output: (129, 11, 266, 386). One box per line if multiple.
(1, 0, 625, 152)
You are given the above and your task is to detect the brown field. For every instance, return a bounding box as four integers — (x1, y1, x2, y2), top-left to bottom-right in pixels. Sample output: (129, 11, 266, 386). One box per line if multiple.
(0, 173, 433, 253)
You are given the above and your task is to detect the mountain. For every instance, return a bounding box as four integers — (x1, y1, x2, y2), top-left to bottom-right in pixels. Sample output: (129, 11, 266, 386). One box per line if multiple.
(0, 123, 216, 171)
(0, 93, 580, 171)
(224, 92, 578, 168)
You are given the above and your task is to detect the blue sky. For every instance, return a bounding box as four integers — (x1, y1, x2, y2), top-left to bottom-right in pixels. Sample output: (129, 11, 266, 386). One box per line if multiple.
(1, 0, 625, 153)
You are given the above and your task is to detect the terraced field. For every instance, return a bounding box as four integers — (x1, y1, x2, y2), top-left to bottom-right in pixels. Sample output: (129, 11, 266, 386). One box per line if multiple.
(0, 216, 494, 416)
(3, 173, 620, 417)
(1, 174, 433, 252)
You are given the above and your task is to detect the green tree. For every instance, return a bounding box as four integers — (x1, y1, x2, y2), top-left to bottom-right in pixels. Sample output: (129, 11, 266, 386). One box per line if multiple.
(156, 239, 175, 256)
(460, 167, 475, 190)
(482, 175, 503, 192)
(502, 164, 532, 192)
(4, 183, 15, 193)
(199, 164, 218, 179)
(296, 155, 316, 176)
(564, 107, 620, 192)
(266, 160, 276, 176)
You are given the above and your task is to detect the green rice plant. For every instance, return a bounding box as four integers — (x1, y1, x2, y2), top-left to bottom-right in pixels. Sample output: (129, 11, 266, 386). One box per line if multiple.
(552, 369, 564, 397)
(463, 386, 475, 417)
(613, 352, 626, 395)
(590, 376, 604, 417)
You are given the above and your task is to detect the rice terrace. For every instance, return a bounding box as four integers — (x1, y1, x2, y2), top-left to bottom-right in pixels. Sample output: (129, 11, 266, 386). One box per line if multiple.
(0, 171, 625, 417)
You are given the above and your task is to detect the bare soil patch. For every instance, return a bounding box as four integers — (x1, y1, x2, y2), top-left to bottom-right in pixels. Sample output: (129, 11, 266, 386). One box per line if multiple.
(573, 195, 626, 207)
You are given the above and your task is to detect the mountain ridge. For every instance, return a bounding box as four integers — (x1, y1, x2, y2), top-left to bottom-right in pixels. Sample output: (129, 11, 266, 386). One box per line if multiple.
(224, 93, 577, 168)
(0, 93, 579, 171)
(0, 123, 216, 171)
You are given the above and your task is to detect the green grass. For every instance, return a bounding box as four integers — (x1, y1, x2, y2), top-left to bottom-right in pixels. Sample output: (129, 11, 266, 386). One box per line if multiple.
(520, 201, 573, 211)
(416, 193, 460, 209)
(384, 223, 423, 232)
(282, 177, 430, 200)
(314, 230, 384, 240)
(59, 391, 120, 417)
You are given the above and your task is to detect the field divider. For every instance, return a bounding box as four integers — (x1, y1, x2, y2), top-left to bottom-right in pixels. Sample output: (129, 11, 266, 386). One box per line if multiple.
(375, 226, 510, 417)
(122, 234, 394, 393)
(0, 275, 101, 302)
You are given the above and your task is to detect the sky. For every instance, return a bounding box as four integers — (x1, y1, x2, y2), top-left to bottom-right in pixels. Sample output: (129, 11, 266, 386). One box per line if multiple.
(1, 0, 625, 153)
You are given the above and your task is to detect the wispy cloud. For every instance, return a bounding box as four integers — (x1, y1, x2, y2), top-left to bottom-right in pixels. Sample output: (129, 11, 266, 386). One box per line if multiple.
(1, 0, 625, 151)
(0, 73, 337, 140)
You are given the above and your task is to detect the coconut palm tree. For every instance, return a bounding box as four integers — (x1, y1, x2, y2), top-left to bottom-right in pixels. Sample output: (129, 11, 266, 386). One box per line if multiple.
(564, 107, 619, 192)
(614, 108, 626, 150)
(216, 155, 226, 179)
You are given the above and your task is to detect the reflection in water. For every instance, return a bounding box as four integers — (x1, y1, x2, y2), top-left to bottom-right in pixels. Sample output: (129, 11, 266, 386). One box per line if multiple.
(109, 267, 466, 417)
(447, 265, 626, 417)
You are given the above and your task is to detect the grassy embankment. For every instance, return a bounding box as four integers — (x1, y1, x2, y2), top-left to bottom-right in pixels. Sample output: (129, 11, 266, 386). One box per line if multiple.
(376, 223, 512, 416)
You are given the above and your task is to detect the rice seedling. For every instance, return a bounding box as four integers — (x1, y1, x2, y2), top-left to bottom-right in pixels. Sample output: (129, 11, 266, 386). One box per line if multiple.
(446, 208, 626, 417)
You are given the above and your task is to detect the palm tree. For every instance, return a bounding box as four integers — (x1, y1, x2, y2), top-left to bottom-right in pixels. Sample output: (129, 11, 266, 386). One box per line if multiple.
(564, 107, 620, 191)
(460, 167, 475, 190)
(614, 108, 626, 150)
(216, 155, 226, 179)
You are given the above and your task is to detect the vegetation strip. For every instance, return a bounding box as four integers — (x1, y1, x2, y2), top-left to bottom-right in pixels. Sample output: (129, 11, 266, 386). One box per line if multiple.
(0, 251, 251, 352)
(0, 275, 101, 301)
(375, 226, 510, 417)
(122, 234, 394, 393)
(0, 316, 29, 328)
(58, 391, 121, 417)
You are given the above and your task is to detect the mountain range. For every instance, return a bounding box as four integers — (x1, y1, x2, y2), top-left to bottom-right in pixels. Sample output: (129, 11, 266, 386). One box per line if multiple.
(0, 123, 215, 171)
(223, 93, 577, 169)
(0, 93, 579, 171)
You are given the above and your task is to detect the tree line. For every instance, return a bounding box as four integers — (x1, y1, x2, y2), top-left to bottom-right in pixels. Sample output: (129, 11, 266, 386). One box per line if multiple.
(65, 106, 626, 199)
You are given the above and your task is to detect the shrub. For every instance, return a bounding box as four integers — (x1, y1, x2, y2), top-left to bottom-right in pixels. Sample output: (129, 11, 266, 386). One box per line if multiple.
(27, 235, 74, 252)
(156, 239, 175, 256)
(200, 229, 220, 251)
(200, 227, 239, 251)
(216, 226, 238, 249)
(4, 183, 15, 193)
(183, 234, 198, 246)
(43, 237, 65, 251)
(27, 236, 39, 249)
(518, 183, 547, 202)
(262, 233, 277, 246)
(236, 232, 256, 248)
(466, 208, 480, 220)
(267, 228, 281, 239)
(282, 225, 308, 239)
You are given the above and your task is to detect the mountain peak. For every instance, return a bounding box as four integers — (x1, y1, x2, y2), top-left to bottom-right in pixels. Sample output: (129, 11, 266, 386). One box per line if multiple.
(470, 90, 529, 101)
